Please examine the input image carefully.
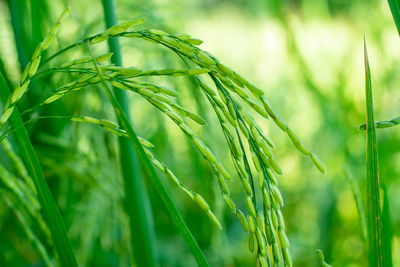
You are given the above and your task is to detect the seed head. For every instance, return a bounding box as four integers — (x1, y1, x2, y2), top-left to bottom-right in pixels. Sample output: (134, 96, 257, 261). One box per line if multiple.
(248, 233, 256, 253)
(236, 210, 248, 233)
(283, 248, 292, 267)
(58, 7, 71, 23)
(278, 227, 289, 249)
(223, 194, 236, 212)
(194, 194, 210, 212)
(0, 106, 15, 125)
(256, 228, 267, 256)
(197, 51, 215, 66)
(258, 256, 269, 267)
(247, 214, 256, 233)
(215, 163, 231, 181)
(104, 20, 143, 36)
(207, 211, 222, 229)
(310, 153, 326, 174)
(242, 178, 253, 197)
(218, 175, 230, 195)
(262, 188, 271, 210)
(44, 93, 64, 104)
(166, 169, 180, 186)
(11, 81, 30, 104)
(91, 35, 109, 44)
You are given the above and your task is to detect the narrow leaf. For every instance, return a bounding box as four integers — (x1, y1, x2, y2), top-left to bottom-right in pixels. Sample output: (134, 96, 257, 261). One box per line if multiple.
(387, 0, 400, 35)
(364, 40, 385, 267)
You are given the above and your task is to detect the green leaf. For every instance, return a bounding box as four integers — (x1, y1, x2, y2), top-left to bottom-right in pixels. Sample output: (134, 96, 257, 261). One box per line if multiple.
(0, 73, 78, 267)
(364, 40, 385, 267)
(388, 0, 400, 35)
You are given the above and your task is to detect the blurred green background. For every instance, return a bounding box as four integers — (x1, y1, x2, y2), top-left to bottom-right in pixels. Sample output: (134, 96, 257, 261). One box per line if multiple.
(0, 0, 399, 266)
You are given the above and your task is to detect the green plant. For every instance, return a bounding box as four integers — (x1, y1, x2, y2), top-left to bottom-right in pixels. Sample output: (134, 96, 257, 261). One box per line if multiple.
(0, 7, 327, 266)
(4, 1, 400, 266)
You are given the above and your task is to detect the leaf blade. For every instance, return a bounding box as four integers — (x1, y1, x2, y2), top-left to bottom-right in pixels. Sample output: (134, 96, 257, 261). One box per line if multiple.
(364, 40, 385, 267)
(387, 0, 400, 35)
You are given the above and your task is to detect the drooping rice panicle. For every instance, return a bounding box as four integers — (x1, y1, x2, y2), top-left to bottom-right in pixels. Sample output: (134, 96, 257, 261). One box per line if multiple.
(61, 112, 220, 227)
(41, 51, 286, 264)
(196, 75, 289, 264)
(0, 8, 71, 132)
(143, 145, 221, 228)
(14, 19, 329, 265)
(118, 29, 325, 174)
(27, 72, 231, 194)
(87, 43, 210, 266)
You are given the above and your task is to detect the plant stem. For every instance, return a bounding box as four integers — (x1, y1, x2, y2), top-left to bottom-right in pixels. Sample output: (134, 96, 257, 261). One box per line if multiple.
(0, 73, 78, 267)
(101, 1, 157, 266)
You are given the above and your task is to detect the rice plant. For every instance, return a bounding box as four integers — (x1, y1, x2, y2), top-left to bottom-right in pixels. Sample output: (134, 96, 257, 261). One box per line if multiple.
(1, 0, 399, 266)
(0, 5, 328, 266)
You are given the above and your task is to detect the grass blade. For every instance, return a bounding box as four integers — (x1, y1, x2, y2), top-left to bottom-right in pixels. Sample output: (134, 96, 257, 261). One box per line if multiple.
(6, 0, 29, 70)
(30, 0, 47, 50)
(88, 46, 210, 267)
(387, 0, 400, 35)
(101, 1, 158, 266)
(0, 73, 78, 267)
(364, 40, 385, 267)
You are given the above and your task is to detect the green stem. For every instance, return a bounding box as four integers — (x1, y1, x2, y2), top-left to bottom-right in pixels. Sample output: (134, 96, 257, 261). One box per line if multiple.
(100, 1, 158, 266)
(0, 73, 78, 267)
